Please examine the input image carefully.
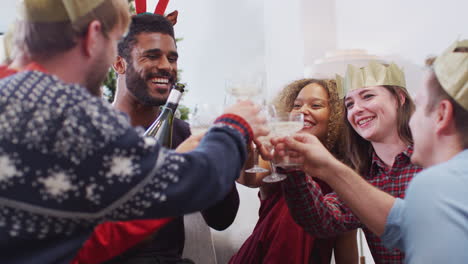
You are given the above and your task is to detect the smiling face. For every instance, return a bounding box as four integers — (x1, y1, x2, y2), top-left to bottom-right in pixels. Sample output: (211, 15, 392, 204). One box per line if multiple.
(291, 83, 331, 141)
(344, 86, 401, 143)
(125, 32, 178, 106)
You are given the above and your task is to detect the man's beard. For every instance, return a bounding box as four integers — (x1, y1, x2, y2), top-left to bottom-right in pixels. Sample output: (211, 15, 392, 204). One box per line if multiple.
(125, 61, 174, 106)
(85, 55, 109, 97)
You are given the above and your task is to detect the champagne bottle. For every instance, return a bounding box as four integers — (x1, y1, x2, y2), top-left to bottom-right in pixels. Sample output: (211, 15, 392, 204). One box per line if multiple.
(144, 83, 186, 148)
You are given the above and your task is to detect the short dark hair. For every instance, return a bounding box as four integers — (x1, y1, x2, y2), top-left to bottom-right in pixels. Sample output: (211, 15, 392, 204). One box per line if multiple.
(425, 70, 468, 149)
(118, 14, 175, 61)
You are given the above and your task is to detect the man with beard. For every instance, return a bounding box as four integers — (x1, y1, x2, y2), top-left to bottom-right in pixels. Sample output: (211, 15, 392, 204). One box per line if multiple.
(0, 1, 268, 263)
(93, 14, 239, 264)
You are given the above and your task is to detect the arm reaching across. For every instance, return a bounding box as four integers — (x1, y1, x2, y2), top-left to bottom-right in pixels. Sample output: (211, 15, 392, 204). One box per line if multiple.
(278, 133, 396, 236)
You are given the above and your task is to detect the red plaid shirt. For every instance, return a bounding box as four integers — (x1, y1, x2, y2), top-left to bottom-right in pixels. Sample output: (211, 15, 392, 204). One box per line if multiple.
(282, 145, 422, 264)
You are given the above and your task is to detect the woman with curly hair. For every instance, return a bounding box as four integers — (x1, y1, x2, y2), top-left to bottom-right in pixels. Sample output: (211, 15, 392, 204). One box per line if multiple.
(230, 79, 358, 264)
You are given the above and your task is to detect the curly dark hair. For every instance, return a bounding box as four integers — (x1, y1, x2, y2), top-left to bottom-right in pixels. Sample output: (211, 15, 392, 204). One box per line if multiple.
(117, 14, 175, 61)
(273, 78, 344, 156)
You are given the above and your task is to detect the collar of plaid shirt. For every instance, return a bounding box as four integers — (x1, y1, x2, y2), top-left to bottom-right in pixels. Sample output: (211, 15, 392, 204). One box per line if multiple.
(369, 145, 414, 178)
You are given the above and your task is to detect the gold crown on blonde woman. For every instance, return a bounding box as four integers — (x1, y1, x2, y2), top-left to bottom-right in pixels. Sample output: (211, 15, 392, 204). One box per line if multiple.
(434, 39, 468, 110)
(19, 0, 107, 22)
(335, 61, 406, 99)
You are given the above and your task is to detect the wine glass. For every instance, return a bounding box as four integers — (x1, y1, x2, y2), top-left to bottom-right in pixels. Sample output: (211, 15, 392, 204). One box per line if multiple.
(224, 73, 265, 106)
(225, 73, 268, 173)
(261, 112, 303, 183)
(188, 103, 222, 136)
(245, 102, 275, 173)
(258, 105, 284, 183)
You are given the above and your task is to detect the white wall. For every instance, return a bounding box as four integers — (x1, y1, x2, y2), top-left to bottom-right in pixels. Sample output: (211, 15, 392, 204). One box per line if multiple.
(0, 0, 18, 63)
(333, 0, 467, 95)
(335, 0, 468, 65)
(0, 0, 17, 34)
(163, 0, 266, 108)
(263, 0, 305, 99)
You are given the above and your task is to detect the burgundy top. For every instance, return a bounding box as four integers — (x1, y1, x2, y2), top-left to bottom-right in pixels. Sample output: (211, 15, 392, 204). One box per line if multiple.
(230, 179, 334, 264)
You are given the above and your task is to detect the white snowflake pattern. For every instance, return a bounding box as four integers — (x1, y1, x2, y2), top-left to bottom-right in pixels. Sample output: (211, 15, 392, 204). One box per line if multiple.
(85, 183, 102, 204)
(143, 137, 157, 148)
(86, 183, 97, 199)
(39, 171, 73, 197)
(106, 155, 135, 180)
(0, 155, 18, 182)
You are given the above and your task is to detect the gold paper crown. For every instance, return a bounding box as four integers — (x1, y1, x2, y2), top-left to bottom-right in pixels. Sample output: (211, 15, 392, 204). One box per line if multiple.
(433, 39, 468, 110)
(20, 0, 106, 22)
(335, 74, 345, 99)
(336, 61, 406, 98)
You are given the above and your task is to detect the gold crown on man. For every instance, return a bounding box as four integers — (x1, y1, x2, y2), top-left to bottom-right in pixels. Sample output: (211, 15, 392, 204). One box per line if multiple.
(433, 39, 468, 110)
(20, 0, 107, 22)
(336, 61, 406, 98)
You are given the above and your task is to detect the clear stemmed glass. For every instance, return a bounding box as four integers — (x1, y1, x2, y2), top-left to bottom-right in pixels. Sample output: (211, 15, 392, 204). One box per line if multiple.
(262, 160, 287, 183)
(188, 103, 223, 136)
(224, 73, 265, 106)
(261, 112, 303, 182)
(225, 73, 269, 173)
(260, 105, 284, 183)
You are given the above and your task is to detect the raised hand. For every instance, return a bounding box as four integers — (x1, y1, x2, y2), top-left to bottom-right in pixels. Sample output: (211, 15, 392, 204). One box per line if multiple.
(175, 133, 205, 153)
(273, 133, 340, 181)
(223, 100, 269, 139)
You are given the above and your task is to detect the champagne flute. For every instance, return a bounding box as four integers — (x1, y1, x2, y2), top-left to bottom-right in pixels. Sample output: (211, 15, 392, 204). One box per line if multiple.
(188, 103, 222, 136)
(259, 105, 286, 183)
(225, 73, 269, 173)
(259, 134, 288, 183)
(224, 73, 265, 106)
(262, 112, 303, 183)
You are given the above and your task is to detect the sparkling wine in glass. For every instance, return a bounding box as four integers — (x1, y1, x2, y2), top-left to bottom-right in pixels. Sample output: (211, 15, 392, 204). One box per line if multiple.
(188, 103, 222, 136)
(270, 112, 304, 169)
(224, 73, 265, 106)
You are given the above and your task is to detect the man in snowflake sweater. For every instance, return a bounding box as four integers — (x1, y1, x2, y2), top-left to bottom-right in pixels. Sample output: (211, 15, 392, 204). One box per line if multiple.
(0, 1, 267, 263)
(75, 13, 241, 264)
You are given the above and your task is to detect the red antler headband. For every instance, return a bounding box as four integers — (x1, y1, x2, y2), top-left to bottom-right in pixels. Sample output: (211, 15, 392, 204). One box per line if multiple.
(135, 0, 170, 15)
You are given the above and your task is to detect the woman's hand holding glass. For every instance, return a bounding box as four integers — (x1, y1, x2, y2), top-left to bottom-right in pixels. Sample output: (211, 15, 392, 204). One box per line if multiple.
(272, 132, 341, 182)
(269, 112, 304, 168)
(256, 110, 303, 183)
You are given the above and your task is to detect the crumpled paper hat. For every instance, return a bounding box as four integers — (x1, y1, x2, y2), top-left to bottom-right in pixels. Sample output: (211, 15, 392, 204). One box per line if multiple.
(434, 39, 468, 110)
(335, 74, 345, 99)
(336, 61, 406, 98)
(20, 0, 106, 22)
